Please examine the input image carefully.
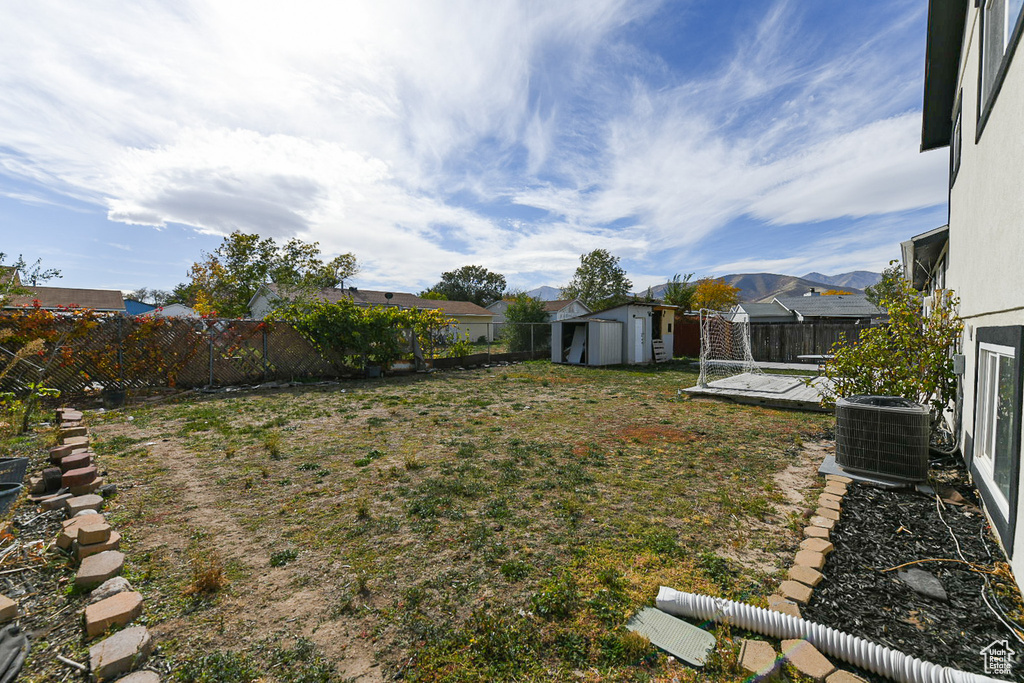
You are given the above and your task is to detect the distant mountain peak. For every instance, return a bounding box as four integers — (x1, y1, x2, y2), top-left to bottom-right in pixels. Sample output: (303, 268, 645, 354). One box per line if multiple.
(524, 285, 564, 301)
(800, 270, 881, 291)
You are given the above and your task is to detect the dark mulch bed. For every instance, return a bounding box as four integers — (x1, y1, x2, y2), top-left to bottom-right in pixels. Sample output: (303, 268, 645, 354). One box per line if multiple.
(804, 465, 1024, 681)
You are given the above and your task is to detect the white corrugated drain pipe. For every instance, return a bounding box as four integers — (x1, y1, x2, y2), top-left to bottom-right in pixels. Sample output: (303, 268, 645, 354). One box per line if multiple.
(656, 587, 1009, 683)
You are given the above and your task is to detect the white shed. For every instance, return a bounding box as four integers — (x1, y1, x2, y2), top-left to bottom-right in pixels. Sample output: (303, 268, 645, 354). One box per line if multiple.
(551, 318, 622, 366)
(553, 302, 677, 365)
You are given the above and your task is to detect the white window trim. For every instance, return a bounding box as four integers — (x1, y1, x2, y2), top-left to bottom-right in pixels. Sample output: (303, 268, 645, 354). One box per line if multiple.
(976, 341, 1016, 519)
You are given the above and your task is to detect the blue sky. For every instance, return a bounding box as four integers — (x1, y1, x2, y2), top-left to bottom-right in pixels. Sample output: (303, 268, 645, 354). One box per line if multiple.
(0, 0, 949, 295)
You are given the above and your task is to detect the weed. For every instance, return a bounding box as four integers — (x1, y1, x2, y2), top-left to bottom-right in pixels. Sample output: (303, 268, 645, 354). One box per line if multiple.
(366, 416, 386, 428)
(183, 550, 226, 595)
(224, 446, 236, 459)
(499, 559, 532, 582)
(263, 431, 283, 459)
(355, 497, 370, 520)
(530, 573, 579, 620)
(270, 549, 298, 567)
(403, 452, 423, 470)
(354, 448, 384, 467)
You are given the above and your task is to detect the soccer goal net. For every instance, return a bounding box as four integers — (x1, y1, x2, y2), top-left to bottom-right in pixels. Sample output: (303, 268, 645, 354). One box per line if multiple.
(697, 309, 762, 386)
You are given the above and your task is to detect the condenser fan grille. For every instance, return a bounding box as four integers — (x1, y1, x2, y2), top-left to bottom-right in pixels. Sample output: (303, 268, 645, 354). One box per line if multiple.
(835, 395, 930, 481)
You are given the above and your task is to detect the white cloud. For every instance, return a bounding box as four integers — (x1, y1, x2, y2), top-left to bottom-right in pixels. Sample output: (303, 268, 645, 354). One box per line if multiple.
(0, 0, 947, 291)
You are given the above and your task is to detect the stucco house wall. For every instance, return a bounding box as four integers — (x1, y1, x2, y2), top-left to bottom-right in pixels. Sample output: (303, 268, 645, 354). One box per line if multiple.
(922, 0, 1024, 586)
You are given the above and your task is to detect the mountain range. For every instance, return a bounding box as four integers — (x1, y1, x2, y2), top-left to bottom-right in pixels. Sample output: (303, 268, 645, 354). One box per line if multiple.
(526, 271, 881, 304)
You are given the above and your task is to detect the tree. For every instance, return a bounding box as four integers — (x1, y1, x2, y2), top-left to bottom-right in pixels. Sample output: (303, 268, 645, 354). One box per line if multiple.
(662, 273, 697, 310)
(175, 232, 359, 318)
(426, 265, 506, 306)
(502, 293, 549, 352)
(0, 253, 60, 307)
(820, 278, 962, 423)
(692, 277, 741, 311)
(562, 250, 632, 310)
(126, 287, 173, 306)
(823, 289, 854, 296)
(865, 261, 904, 308)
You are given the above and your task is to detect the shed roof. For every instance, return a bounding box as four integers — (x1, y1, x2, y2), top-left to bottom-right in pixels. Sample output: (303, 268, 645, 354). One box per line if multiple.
(735, 302, 793, 318)
(773, 294, 885, 318)
(901, 225, 949, 290)
(5, 286, 126, 312)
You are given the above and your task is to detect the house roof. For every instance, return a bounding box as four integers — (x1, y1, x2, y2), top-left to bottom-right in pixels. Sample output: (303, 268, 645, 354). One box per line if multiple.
(773, 294, 885, 319)
(735, 302, 794, 319)
(262, 284, 492, 317)
(542, 299, 576, 312)
(901, 224, 949, 290)
(921, 0, 968, 151)
(5, 286, 126, 312)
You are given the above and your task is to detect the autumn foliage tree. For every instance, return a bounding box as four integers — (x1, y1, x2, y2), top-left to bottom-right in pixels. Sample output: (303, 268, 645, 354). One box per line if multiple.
(692, 278, 741, 311)
(175, 232, 359, 318)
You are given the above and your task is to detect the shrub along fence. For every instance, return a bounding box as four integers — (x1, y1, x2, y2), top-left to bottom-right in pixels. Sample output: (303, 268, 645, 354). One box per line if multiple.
(0, 311, 553, 397)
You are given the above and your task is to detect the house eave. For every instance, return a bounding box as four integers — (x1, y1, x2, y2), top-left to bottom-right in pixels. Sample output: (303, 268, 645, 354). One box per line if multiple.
(921, 0, 969, 151)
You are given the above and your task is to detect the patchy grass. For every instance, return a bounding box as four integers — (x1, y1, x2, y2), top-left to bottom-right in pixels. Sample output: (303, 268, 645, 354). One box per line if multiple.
(79, 360, 830, 681)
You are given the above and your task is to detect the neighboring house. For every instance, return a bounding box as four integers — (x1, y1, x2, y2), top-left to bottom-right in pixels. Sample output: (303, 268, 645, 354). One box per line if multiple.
(485, 298, 591, 324)
(729, 293, 886, 325)
(552, 302, 676, 365)
(729, 302, 796, 324)
(248, 284, 494, 341)
(771, 293, 886, 324)
(917, 0, 1024, 588)
(141, 303, 200, 319)
(123, 299, 157, 316)
(4, 286, 126, 313)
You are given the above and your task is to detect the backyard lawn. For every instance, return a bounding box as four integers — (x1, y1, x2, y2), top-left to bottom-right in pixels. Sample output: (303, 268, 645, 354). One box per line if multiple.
(71, 361, 831, 681)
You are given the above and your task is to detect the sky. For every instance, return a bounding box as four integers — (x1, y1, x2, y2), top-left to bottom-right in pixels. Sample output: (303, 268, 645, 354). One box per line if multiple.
(0, 0, 950, 296)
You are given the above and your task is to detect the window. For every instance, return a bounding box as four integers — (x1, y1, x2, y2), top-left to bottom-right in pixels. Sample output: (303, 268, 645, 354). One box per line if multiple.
(976, 342, 1017, 517)
(979, 0, 1024, 131)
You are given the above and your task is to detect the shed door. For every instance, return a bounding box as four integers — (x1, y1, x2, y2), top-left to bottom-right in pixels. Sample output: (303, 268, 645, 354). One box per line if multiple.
(634, 318, 645, 362)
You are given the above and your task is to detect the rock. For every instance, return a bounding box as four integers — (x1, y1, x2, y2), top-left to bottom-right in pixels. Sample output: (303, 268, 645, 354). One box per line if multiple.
(90, 577, 133, 604)
(825, 475, 853, 484)
(42, 467, 63, 492)
(40, 493, 73, 511)
(63, 435, 89, 449)
(58, 409, 84, 423)
(58, 452, 92, 473)
(788, 564, 824, 588)
(823, 482, 847, 497)
(804, 525, 830, 540)
(61, 426, 89, 439)
(818, 494, 842, 511)
(800, 537, 835, 555)
(77, 519, 111, 545)
(65, 494, 103, 515)
(70, 477, 104, 496)
(27, 475, 45, 495)
(76, 531, 121, 560)
(767, 594, 801, 618)
(75, 551, 125, 588)
(98, 483, 118, 498)
(117, 672, 161, 683)
(809, 516, 835, 531)
(62, 465, 97, 489)
(794, 550, 826, 571)
(89, 625, 152, 680)
(827, 671, 868, 683)
(84, 590, 144, 637)
(0, 595, 17, 623)
(75, 508, 100, 517)
(779, 579, 813, 604)
(739, 639, 779, 679)
(815, 507, 841, 521)
(897, 568, 948, 601)
(781, 639, 836, 682)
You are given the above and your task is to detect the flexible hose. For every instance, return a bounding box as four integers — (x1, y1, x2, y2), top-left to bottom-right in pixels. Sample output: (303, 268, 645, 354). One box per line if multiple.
(655, 587, 1009, 683)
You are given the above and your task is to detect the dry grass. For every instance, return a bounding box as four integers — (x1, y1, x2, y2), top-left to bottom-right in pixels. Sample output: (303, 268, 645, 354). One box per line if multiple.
(82, 360, 832, 681)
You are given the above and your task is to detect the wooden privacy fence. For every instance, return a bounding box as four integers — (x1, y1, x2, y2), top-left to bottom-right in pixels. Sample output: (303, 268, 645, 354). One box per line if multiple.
(0, 316, 340, 395)
(748, 322, 864, 363)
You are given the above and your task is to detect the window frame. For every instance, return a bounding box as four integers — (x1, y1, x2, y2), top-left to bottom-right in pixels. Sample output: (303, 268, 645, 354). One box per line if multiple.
(950, 97, 962, 186)
(977, 0, 1024, 141)
(972, 326, 1024, 554)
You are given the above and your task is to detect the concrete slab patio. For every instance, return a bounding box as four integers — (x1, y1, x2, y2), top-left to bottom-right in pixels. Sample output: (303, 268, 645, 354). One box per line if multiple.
(684, 372, 831, 412)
